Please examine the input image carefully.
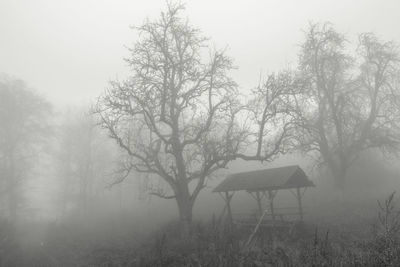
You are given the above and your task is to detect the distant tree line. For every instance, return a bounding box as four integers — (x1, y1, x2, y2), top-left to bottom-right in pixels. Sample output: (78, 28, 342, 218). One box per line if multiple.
(0, 76, 120, 222)
(0, 74, 51, 221)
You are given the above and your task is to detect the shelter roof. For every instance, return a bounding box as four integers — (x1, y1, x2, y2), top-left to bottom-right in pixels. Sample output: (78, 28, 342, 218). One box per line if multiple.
(213, 165, 314, 193)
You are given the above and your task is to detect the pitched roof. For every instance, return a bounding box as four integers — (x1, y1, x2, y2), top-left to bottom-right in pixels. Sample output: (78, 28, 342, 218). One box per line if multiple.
(213, 165, 314, 193)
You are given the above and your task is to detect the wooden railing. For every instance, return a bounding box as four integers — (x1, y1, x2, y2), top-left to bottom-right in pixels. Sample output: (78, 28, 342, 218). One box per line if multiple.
(232, 207, 305, 226)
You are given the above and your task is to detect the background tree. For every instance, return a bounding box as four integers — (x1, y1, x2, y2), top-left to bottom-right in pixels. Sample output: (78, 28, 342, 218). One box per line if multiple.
(56, 108, 116, 218)
(95, 3, 297, 233)
(0, 74, 51, 221)
(294, 23, 400, 189)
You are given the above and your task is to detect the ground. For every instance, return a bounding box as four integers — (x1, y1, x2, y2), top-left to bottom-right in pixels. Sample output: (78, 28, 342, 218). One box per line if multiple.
(0, 196, 399, 266)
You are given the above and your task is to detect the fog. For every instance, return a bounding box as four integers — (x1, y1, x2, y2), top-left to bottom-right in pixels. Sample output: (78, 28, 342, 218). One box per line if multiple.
(1, 0, 400, 266)
(2, 0, 400, 106)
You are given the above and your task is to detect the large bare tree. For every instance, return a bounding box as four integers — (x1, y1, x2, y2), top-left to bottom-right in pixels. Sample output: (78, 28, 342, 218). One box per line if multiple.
(294, 23, 400, 188)
(95, 3, 297, 232)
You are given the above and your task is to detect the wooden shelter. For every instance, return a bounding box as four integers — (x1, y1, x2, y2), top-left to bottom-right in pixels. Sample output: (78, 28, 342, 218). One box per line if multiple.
(213, 165, 314, 228)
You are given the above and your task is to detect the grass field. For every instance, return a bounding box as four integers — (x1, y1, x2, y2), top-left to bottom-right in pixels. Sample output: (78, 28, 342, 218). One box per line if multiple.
(0, 192, 399, 266)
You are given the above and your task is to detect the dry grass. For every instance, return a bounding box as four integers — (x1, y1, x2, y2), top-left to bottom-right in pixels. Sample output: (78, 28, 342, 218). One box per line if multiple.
(0, 193, 400, 266)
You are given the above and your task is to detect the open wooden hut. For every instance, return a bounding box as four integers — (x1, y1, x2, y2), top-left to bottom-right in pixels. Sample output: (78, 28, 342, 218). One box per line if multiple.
(213, 165, 315, 228)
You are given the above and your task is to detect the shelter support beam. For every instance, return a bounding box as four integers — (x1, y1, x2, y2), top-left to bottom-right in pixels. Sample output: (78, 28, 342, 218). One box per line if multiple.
(251, 191, 264, 218)
(218, 191, 234, 226)
(225, 191, 233, 225)
(296, 187, 304, 221)
(267, 190, 276, 222)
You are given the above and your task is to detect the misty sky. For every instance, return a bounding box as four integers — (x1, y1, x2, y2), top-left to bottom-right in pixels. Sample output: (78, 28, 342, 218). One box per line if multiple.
(1, 0, 399, 106)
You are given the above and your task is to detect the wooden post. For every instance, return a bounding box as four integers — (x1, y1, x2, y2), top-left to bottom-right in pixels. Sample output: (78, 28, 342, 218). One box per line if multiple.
(255, 191, 263, 218)
(296, 187, 304, 221)
(225, 191, 233, 226)
(268, 190, 275, 222)
(256, 191, 266, 248)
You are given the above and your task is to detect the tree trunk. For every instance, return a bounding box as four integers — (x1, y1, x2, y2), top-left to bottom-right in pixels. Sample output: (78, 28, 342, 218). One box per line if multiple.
(331, 166, 346, 191)
(6, 152, 17, 222)
(176, 196, 193, 238)
(333, 174, 346, 190)
(324, 156, 347, 190)
(8, 188, 17, 222)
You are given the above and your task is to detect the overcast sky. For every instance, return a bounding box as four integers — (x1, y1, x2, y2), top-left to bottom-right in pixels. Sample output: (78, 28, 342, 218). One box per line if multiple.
(1, 0, 399, 106)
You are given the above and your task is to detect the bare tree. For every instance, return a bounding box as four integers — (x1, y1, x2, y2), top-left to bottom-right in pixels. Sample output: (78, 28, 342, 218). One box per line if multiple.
(56, 112, 75, 217)
(56, 108, 115, 218)
(0, 74, 51, 221)
(95, 3, 296, 234)
(294, 23, 400, 189)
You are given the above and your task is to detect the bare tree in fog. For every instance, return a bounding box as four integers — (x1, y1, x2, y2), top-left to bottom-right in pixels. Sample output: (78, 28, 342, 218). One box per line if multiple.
(0, 75, 51, 221)
(293, 23, 400, 189)
(56, 109, 114, 218)
(57, 112, 75, 217)
(95, 3, 297, 234)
